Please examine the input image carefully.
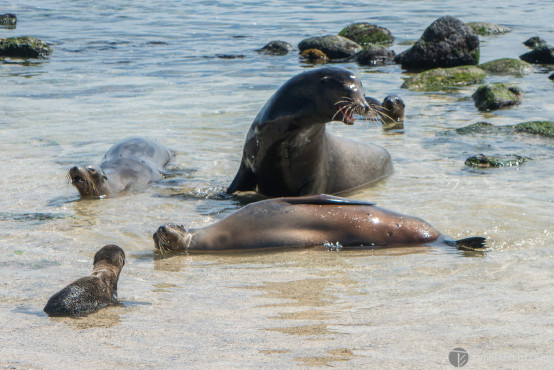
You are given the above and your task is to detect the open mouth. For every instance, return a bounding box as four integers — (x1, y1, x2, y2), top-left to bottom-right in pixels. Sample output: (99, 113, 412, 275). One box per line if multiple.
(337, 104, 356, 125)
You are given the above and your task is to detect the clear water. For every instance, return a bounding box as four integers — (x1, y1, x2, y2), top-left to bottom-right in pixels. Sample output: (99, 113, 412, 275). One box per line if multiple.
(1, 0, 552, 368)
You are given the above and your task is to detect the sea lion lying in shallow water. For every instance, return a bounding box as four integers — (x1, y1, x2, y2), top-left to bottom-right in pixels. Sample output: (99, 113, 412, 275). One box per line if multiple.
(153, 195, 486, 252)
(226, 66, 393, 197)
(69, 137, 171, 197)
(43, 245, 125, 317)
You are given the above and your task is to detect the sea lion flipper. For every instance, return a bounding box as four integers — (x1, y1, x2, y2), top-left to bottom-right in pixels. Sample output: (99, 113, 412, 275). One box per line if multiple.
(227, 161, 257, 194)
(283, 194, 376, 206)
(446, 237, 487, 251)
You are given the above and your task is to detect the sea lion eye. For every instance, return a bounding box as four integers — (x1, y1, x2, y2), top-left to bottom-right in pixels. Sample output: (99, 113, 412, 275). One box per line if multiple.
(86, 166, 96, 173)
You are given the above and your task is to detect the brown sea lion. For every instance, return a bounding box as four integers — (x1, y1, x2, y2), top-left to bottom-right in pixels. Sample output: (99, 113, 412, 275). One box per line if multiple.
(153, 195, 486, 252)
(69, 137, 172, 197)
(43, 245, 125, 317)
(226, 66, 393, 197)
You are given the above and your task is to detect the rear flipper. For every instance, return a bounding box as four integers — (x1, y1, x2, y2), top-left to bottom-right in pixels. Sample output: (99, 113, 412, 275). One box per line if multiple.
(445, 237, 487, 251)
(227, 160, 257, 194)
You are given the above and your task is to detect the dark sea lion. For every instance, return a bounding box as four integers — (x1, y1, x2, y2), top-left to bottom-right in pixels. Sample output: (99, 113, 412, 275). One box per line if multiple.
(69, 137, 172, 197)
(43, 245, 125, 317)
(366, 95, 405, 130)
(153, 195, 485, 252)
(226, 66, 393, 197)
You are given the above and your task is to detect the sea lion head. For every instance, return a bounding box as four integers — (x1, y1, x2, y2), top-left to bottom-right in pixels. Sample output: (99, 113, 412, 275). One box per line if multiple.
(93, 244, 125, 269)
(69, 165, 113, 197)
(381, 95, 405, 122)
(261, 67, 373, 126)
(153, 224, 191, 253)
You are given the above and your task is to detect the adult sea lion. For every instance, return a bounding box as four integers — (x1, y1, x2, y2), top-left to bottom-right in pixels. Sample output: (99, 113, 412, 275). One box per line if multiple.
(69, 137, 172, 197)
(153, 194, 485, 252)
(365, 95, 405, 130)
(43, 245, 125, 317)
(226, 66, 393, 197)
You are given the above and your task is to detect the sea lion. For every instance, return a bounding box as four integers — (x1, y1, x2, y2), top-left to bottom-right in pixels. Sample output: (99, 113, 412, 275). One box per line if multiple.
(226, 66, 393, 197)
(43, 245, 125, 317)
(153, 194, 486, 252)
(69, 137, 172, 197)
(365, 95, 405, 130)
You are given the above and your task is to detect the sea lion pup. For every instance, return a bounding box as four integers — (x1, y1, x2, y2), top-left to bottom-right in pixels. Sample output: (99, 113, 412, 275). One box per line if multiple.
(43, 245, 125, 317)
(226, 66, 393, 197)
(69, 137, 172, 197)
(153, 195, 486, 252)
(365, 95, 405, 130)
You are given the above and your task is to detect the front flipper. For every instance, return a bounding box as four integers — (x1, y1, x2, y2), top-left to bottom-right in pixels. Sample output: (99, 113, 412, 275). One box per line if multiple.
(226, 160, 257, 194)
(281, 194, 376, 206)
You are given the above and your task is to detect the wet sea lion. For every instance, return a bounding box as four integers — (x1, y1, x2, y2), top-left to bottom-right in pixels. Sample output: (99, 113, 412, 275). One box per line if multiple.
(226, 66, 393, 197)
(365, 95, 405, 130)
(69, 137, 172, 197)
(153, 194, 486, 252)
(43, 245, 125, 317)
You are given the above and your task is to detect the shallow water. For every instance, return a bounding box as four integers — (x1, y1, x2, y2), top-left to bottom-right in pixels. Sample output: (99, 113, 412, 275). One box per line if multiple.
(1, 0, 553, 368)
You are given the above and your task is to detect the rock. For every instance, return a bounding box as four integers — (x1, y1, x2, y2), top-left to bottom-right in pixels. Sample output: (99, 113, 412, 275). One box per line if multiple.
(0, 36, 53, 59)
(478, 58, 533, 76)
(401, 65, 486, 91)
(257, 41, 293, 55)
(520, 45, 554, 64)
(354, 45, 395, 66)
(523, 36, 547, 48)
(466, 22, 512, 36)
(338, 23, 394, 45)
(514, 121, 554, 137)
(465, 154, 529, 168)
(299, 49, 330, 64)
(550, 73, 554, 81)
(394, 16, 480, 71)
(0, 13, 16, 28)
(298, 35, 361, 59)
(472, 83, 522, 111)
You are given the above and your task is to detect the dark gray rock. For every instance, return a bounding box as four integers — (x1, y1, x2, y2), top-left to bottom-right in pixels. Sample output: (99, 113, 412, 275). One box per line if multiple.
(258, 41, 293, 55)
(298, 35, 362, 59)
(523, 36, 547, 48)
(354, 45, 395, 66)
(0, 36, 52, 59)
(338, 23, 394, 45)
(472, 83, 522, 111)
(394, 16, 480, 71)
(520, 45, 554, 64)
(0, 13, 16, 28)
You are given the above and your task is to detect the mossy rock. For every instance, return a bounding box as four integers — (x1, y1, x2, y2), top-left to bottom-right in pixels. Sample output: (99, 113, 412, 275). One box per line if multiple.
(298, 35, 361, 59)
(479, 58, 533, 76)
(454, 122, 513, 135)
(472, 83, 522, 111)
(257, 40, 293, 55)
(514, 121, 554, 137)
(465, 154, 529, 168)
(466, 22, 512, 36)
(338, 23, 394, 45)
(520, 45, 554, 64)
(401, 65, 486, 91)
(0, 36, 52, 58)
(549, 73, 554, 81)
(354, 44, 395, 66)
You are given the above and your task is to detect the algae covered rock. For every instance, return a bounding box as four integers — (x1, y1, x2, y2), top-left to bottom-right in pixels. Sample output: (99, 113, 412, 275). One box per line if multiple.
(338, 23, 394, 45)
(394, 16, 480, 71)
(401, 65, 486, 91)
(514, 121, 554, 138)
(466, 22, 511, 36)
(479, 58, 533, 76)
(298, 35, 361, 59)
(354, 45, 395, 66)
(257, 41, 293, 55)
(520, 45, 554, 64)
(472, 83, 522, 111)
(0, 13, 16, 28)
(465, 154, 529, 168)
(0, 36, 52, 58)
